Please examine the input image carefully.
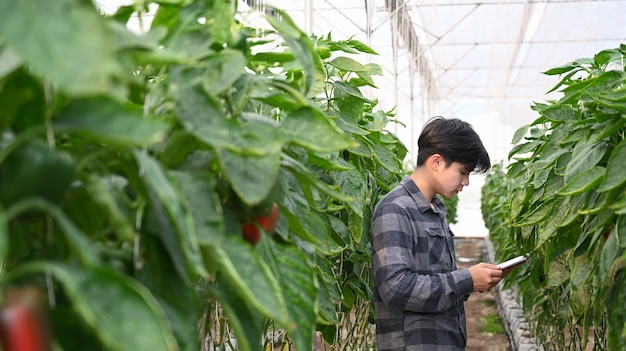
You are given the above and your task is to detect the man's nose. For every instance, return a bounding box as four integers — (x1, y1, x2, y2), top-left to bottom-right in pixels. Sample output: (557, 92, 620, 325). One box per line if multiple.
(463, 175, 470, 187)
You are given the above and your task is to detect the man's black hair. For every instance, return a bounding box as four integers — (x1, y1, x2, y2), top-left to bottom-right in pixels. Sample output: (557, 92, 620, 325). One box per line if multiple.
(415, 116, 491, 174)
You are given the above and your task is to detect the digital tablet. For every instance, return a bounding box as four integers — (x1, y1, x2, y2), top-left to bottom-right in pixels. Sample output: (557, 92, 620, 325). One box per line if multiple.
(497, 255, 528, 270)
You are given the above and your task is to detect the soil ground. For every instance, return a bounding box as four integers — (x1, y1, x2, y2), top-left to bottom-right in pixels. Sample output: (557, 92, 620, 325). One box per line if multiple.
(455, 237, 511, 351)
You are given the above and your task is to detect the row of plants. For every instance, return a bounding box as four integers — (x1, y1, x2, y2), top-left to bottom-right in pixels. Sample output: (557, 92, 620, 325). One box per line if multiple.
(0, 0, 427, 350)
(482, 44, 626, 350)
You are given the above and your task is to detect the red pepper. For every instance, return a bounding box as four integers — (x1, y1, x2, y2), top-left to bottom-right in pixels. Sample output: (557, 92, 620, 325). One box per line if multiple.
(0, 288, 51, 351)
(241, 203, 279, 245)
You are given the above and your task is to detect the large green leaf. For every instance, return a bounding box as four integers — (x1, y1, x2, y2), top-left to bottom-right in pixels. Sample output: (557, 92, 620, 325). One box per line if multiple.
(217, 117, 284, 206)
(564, 140, 606, 182)
(0, 0, 118, 94)
(0, 46, 22, 80)
(541, 105, 579, 123)
(172, 70, 236, 149)
(202, 49, 247, 96)
(84, 174, 135, 242)
(55, 96, 170, 145)
(315, 259, 341, 324)
(329, 56, 368, 72)
(208, 235, 290, 326)
(332, 158, 365, 217)
(170, 170, 224, 246)
(557, 166, 605, 196)
(282, 107, 358, 153)
(598, 138, 626, 192)
(570, 251, 594, 319)
(138, 235, 203, 351)
(261, 240, 317, 351)
(134, 151, 207, 279)
(11, 262, 179, 351)
(219, 147, 282, 206)
(7, 198, 99, 266)
(373, 143, 403, 173)
(281, 153, 354, 203)
(545, 249, 571, 288)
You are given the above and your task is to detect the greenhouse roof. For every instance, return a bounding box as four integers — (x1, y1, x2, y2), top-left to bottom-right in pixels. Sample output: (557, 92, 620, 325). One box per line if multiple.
(97, 0, 626, 161)
(235, 0, 626, 162)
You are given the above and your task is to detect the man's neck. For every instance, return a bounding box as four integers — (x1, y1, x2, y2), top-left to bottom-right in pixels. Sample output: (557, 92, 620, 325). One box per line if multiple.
(410, 167, 436, 203)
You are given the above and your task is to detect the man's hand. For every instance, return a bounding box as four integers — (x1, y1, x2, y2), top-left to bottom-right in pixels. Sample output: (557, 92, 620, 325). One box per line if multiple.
(468, 262, 502, 292)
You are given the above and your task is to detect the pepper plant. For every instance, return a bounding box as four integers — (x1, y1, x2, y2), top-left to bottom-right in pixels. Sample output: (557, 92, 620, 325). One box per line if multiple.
(482, 44, 626, 350)
(0, 0, 412, 350)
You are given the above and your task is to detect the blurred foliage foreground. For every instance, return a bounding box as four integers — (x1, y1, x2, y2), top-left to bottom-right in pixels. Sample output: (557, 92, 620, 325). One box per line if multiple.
(0, 1, 422, 350)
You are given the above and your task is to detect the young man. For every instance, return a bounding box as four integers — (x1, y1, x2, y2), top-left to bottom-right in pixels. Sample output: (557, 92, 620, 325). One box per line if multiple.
(370, 117, 503, 350)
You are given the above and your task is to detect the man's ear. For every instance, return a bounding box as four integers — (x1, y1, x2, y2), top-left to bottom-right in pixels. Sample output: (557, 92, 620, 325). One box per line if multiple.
(428, 154, 444, 171)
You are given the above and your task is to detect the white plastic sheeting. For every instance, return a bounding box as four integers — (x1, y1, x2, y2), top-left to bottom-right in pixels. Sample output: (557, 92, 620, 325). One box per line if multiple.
(239, 0, 626, 164)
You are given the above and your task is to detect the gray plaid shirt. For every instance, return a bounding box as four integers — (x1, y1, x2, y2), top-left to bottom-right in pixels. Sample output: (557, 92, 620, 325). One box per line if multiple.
(370, 176, 474, 350)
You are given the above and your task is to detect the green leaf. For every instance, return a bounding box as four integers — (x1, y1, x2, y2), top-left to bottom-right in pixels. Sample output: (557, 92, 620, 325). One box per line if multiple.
(55, 96, 170, 146)
(617, 215, 626, 248)
(609, 194, 626, 214)
(7, 198, 99, 266)
(329, 56, 368, 72)
(542, 105, 579, 123)
(0, 209, 7, 262)
(172, 70, 236, 149)
(138, 236, 203, 351)
(281, 153, 354, 203)
(542, 62, 580, 75)
(598, 139, 626, 192)
(513, 202, 554, 227)
(564, 140, 606, 182)
(307, 153, 354, 171)
(545, 69, 581, 94)
(12, 262, 179, 351)
(0, 0, 118, 94)
(134, 151, 207, 279)
(202, 49, 246, 96)
(332, 160, 366, 217)
(570, 252, 593, 319)
(219, 147, 281, 206)
(210, 236, 291, 326)
(545, 250, 571, 287)
(511, 124, 529, 144)
(372, 144, 401, 173)
(316, 257, 341, 319)
(206, 279, 265, 351)
(169, 171, 224, 247)
(508, 140, 543, 159)
(332, 81, 372, 102)
(592, 117, 626, 143)
(557, 166, 605, 196)
(344, 39, 379, 55)
(266, 9, 326, 97)
(263, 240, 317, 351)
(0, 46, 22, 80)
(85, 175, 135, 242)
(282, 107, 358, 153)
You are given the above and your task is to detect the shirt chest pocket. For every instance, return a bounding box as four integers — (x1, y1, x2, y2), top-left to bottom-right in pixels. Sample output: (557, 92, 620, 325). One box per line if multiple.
(424, 226, 455, 271)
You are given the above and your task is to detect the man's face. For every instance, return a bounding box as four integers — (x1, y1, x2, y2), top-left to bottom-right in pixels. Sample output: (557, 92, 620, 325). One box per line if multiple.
(436, 161, 470, 198)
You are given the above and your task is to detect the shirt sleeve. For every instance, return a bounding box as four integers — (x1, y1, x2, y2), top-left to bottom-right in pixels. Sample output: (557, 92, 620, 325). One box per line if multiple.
(371, 201, 474, 313)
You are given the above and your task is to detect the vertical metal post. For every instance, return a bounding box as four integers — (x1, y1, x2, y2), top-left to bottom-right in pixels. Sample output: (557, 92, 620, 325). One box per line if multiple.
(304, 0, 313, 34)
